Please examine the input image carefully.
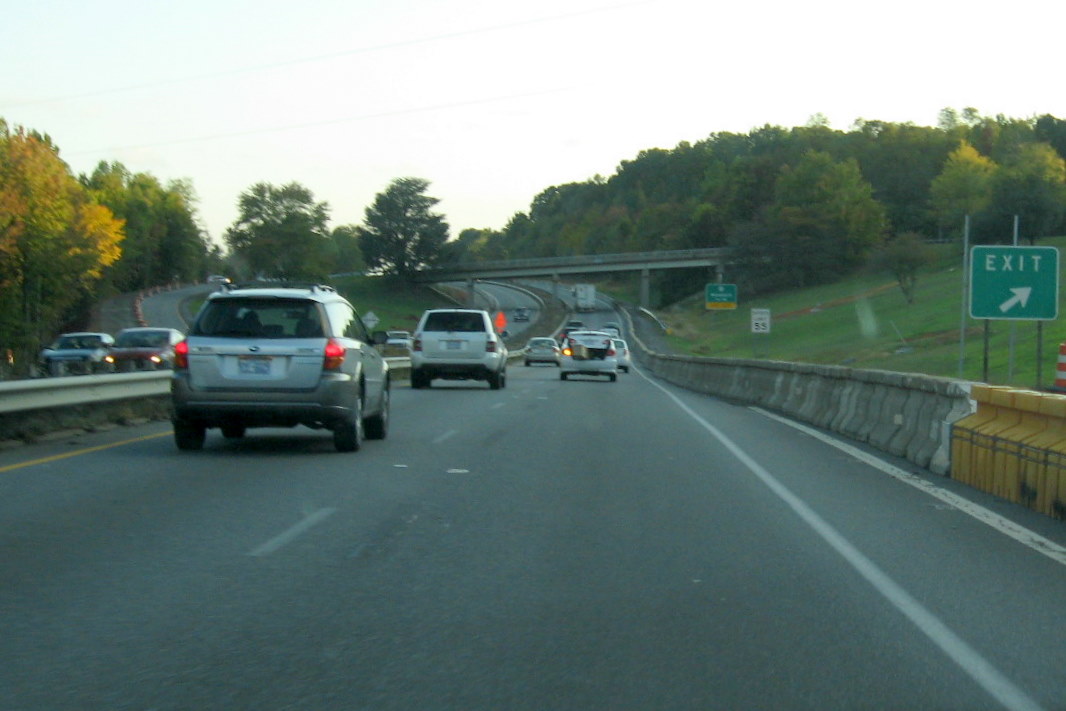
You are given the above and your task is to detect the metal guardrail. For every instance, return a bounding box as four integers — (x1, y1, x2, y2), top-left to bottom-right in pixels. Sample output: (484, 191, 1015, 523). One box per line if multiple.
(0, 371, 171, 414)
(416, 247, 731, 280)
(0, 355, 489, 416)
(0, 350, 541, 417)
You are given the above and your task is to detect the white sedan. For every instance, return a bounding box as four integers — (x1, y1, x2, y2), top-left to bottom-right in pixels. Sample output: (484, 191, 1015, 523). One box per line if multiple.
(560, 330, 617, 382)
(612, 338, 631, 373)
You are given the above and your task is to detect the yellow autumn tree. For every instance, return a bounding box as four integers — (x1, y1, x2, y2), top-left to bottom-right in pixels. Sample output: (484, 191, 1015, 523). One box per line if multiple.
(0, 120, 124, 374)
(929, 141, 996, 238)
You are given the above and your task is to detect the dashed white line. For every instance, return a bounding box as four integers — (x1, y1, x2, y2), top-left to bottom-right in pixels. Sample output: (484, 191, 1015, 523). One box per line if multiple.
(433, 430, 457, 444)
(249, 508, 336, 557)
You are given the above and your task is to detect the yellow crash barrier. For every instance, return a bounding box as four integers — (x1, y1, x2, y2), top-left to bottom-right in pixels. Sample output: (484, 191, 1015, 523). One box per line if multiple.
(951, 386, 1066, 517)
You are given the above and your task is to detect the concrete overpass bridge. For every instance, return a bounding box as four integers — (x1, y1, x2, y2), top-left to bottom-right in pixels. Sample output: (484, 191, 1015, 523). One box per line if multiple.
(414, 248, 732, 308)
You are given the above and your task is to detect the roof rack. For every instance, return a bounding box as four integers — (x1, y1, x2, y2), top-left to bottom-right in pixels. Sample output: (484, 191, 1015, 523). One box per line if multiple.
(221, 281, 336, 293)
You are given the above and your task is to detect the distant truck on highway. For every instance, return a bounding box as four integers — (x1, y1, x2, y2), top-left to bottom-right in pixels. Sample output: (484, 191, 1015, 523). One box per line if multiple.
(574, 283, 596, 312)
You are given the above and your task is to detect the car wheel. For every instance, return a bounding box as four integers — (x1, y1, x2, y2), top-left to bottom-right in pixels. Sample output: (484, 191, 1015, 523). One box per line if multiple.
(365, 385, 389, 440)
(411, 369, 429, 389)
(174, 419, 206, 451)
(560, 372, 568, 381)
(221, 423, 246, 439)
(609, 373, 617, 382)
(489, 369, 502, 390)
(334, 392, 364, 452)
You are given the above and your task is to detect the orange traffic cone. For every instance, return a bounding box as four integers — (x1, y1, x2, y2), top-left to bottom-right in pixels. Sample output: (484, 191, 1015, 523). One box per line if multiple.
(1054, 343, 1066, 392)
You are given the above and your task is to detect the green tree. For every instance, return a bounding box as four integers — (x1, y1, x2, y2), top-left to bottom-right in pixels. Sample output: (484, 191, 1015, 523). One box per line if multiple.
(987, 142, 1066, 243)
(330, 224, 366, 275)
(765, 150, 886, 287)
(359, 177, 448, 278)
(84, 163, 210, 290)
(0, 122, 124, 373)
(929, 142, 996, 239)
(225, 182, 332, 280)
(868, 232, 933, 304)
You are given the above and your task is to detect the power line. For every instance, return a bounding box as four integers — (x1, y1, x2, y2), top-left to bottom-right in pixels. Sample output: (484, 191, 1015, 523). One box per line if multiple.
(1, 1, 652, 110)
(64, 87, 571, 156)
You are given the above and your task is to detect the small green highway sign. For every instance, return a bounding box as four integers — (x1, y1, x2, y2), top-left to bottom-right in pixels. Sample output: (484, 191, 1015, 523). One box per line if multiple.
(969, 245, 1059, 320)
(705, 283, 737, 310)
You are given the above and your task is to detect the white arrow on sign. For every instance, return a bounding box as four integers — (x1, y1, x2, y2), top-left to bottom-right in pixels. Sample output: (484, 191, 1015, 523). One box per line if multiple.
(999, 287, 1032, 313)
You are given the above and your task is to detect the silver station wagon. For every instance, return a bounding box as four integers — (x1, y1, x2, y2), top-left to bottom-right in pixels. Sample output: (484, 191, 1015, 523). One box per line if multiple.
(170, 283, 389, 452)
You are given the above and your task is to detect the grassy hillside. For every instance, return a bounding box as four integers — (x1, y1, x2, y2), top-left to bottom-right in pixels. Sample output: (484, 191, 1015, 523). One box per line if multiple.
(332, 276, 457, 333)
(613, 238, 1066, 390)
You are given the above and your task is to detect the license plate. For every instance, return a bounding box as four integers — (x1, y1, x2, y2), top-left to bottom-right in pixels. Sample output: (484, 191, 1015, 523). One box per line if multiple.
(238, 356, 272, 374)
(446, 340, 463, 350)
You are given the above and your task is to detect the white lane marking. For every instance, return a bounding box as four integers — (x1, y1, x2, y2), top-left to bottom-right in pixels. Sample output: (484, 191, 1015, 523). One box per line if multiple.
(249, 508, 336, 557)
(754, 408, 1066, 569)
(491, 402, 505, 410)
(642, 376, 1045, 711)
(433, 430, 457, 444)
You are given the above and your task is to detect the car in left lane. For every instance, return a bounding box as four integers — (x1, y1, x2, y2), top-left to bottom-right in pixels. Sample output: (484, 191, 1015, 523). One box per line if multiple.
(38, 332, 115, 376)
(106, 327, 184, 371)
(524, 336, 561, 366)
(381, 330, 412, 355)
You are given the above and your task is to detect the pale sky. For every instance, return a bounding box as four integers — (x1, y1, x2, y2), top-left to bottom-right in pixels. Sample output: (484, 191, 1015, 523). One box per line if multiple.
(2, 0, 1062, 247)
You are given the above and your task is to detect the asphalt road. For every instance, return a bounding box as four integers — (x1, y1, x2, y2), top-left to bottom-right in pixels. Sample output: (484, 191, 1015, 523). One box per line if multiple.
(4, 306, 1066, 710)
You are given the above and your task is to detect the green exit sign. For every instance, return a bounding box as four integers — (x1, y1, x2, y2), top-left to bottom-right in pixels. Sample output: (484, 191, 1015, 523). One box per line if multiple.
(706, 283, 737, 310)
(969, 245, 1059, 320)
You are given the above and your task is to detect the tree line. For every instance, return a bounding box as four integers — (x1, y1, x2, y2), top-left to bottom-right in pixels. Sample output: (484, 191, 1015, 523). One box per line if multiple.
(443, 109, 1066, 303)
(0, 115, 445, 376)
(4, 108, 1066, 376)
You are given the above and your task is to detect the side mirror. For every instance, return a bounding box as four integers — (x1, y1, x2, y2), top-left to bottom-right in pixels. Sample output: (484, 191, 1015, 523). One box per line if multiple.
(371, 330, 388, 345)
(500, 330, 510, 339)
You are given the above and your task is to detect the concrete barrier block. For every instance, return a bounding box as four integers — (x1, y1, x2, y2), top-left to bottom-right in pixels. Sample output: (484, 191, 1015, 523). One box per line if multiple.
(866, 371, 910, 451)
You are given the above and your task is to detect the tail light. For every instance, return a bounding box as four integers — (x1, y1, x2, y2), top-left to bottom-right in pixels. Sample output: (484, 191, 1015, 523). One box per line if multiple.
(323, 338, 346, 370)
(562, 347, 573, 356)
(412, 336, 422, 352)
(608, 347, 616, 356)
(486, 339, 497, 353)
(174, 340, 189, 370)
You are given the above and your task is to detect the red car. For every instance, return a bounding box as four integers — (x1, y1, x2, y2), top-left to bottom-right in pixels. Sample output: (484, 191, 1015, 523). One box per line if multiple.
(106, 327, 185, 371)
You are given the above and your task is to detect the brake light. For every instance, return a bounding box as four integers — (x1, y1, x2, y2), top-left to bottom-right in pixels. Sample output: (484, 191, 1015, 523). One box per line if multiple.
(562, 347, 572, 356)
(412, 336, 422, 352)
(323, 338, 346, 370)
(486, 339, 497, 353)
(174, 340, 189, 369)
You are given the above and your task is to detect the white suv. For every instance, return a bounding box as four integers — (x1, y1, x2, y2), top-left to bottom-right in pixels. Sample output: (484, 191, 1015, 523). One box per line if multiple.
(410, 309, 508, 389)
(170, 283, 390, 452)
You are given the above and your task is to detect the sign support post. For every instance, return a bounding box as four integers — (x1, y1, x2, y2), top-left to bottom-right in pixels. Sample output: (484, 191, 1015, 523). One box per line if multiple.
(969, 244, 1059, 385)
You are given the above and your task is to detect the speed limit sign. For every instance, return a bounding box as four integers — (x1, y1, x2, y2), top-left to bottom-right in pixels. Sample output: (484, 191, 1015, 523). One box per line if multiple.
(751, 308, 771, 333)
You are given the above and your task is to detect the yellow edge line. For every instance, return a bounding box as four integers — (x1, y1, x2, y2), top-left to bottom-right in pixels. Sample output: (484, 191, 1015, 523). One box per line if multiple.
(0, 431, 171, 474)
